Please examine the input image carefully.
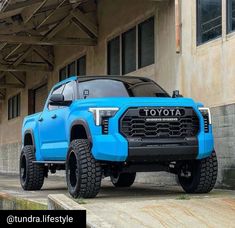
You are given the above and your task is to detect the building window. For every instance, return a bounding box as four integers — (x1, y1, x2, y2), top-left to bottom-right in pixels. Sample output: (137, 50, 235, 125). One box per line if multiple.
(107, 17, 155, 75)
(197, 0, 222, 45)
(122, 27, 136, 74)
(59, 67, 67, 81)
(227, 0, 235, 33)
(59, 56, 86, 81)
(138, 17, 155, 68)
(8, 93, 20, 120)
(77, 56, 86, 76)
(68, 61, 76, 77)
(108, 36, 120, 75)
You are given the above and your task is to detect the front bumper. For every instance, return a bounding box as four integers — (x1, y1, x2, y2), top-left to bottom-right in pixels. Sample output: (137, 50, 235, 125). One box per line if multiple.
(91, 128, 214, 162)
(127, 137, 198, 162)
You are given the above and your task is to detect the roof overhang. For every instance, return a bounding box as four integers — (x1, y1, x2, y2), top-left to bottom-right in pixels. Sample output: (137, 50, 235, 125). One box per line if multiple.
(0, 0, 97, 74)
(0, 0, 98, 100)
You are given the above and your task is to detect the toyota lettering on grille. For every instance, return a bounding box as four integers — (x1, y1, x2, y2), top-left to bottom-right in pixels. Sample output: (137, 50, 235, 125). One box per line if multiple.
(139, 108, 184, 117)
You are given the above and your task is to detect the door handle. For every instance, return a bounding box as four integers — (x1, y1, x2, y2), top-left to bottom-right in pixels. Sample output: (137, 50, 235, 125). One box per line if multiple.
(38, 117, 43, 122)
(51, 114, 57, 119)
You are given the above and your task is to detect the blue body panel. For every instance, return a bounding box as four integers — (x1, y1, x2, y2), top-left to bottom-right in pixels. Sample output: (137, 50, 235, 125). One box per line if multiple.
(22, 78, 214, 162)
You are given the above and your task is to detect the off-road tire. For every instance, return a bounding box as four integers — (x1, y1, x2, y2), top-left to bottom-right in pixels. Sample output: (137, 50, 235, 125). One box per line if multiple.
(110, 172, 136, 187)
(20, 145, 44, 190)
(178, 151, 218, 193)
(66, 139, 102, 198)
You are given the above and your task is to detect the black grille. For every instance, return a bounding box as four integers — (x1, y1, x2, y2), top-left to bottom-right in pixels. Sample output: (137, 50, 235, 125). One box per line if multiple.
(120, 107, 200, 138)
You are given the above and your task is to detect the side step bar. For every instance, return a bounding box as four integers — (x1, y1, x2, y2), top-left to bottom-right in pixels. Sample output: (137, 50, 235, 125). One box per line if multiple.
(33, 161, 66, 164)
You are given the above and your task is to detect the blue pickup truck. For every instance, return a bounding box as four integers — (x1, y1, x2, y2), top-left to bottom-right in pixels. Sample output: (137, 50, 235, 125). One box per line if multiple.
(20, 76, 217, 198)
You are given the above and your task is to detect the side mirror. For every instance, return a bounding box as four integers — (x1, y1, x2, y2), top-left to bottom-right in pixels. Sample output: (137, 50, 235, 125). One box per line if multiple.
(172, 90, 183, 98)
(49, 94, 71, 106)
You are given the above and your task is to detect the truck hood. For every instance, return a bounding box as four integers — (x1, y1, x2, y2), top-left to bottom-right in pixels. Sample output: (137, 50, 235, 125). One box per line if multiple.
(73, 97, 202, 110)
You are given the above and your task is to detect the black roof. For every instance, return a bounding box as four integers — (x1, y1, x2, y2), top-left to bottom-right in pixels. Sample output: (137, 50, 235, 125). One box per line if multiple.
(77, 75, 153, 83)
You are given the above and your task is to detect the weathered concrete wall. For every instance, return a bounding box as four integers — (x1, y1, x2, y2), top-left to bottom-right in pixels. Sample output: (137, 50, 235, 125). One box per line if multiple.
(0, 72, 49, 145)
(211, 104, 235, 189)
(179, 0, 235, 107)
(0, 142, 21, 173)
(0, 72, 50, 174)
(177, 0, 235, 189)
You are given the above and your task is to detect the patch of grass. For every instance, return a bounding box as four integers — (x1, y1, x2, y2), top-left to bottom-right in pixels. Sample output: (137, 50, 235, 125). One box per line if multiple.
(176, 195, 191, 200)
(76, 199, 87, 205)
(0, 197, 47, 210)
(68, 194, 87, 205)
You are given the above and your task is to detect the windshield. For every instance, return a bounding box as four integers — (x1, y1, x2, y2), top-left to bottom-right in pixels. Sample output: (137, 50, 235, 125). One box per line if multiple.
(78, 77, 169, 98)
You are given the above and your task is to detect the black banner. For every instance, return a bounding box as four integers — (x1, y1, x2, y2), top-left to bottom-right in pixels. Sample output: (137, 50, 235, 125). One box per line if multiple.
(0, 210, 86, 227)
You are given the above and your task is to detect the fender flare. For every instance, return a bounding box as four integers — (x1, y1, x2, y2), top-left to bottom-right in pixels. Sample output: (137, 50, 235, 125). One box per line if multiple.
(23, 129, 35, 148)
(70, 120, 93, 145)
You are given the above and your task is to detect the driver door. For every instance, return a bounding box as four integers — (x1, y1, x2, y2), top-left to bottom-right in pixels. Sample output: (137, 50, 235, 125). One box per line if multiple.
(38, 82, 75, 160)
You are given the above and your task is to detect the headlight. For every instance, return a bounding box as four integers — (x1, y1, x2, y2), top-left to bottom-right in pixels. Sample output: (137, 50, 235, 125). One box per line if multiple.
(89, 107, 119, 126)
(199, 107, 211, 133)
(198, 107, 211, 124)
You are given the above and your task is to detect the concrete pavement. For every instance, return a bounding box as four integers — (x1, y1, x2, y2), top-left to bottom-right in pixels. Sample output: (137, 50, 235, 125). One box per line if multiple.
(0, 174, 67, 205)
(0, 174, 235, 227)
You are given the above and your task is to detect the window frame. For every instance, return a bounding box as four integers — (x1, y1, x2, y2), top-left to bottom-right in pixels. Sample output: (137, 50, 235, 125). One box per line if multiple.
(59, 67, 67, 81)
(47, 84, 65, 111)
(77, 56, 87, 76)
(47, 80, 77, 111)
(62, 81, 76, 101)
(121, 26, 137, 75)
(68, 61, 76, 77)
(227, 0, 235, 34)
(196, 0, 222, 46)
(107, 16, 155, 75)
(138, 17, 155, 68)
(107, 36, 121, 75)
(8, 93, 20, 120)
(59, 55, 86, 81)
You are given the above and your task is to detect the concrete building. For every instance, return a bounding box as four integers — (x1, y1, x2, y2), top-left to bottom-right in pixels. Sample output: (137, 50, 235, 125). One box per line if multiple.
(0, 0, 234, 189)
